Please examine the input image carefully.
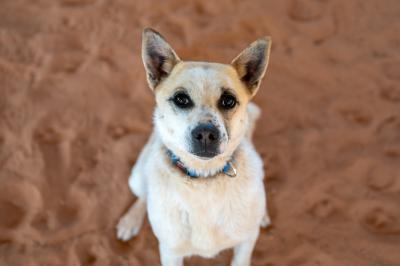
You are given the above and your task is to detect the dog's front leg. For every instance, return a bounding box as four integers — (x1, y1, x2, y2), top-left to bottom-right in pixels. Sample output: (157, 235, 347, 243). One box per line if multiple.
(116, 198, 146, 241)
(231, 229, 259, 266)
(159, 245, 184, 266)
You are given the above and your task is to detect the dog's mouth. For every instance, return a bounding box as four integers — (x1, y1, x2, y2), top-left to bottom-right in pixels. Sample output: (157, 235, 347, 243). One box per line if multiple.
(191, 149, 221, 159)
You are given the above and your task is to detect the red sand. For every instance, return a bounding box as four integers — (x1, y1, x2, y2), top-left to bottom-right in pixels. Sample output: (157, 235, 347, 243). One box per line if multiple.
(0, 0, 399, 265)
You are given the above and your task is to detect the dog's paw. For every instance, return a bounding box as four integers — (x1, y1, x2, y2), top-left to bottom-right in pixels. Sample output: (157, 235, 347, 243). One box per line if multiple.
(116, 202, 146, 241)
(260, 213, 271, 228)
(116, 213, 142, 241)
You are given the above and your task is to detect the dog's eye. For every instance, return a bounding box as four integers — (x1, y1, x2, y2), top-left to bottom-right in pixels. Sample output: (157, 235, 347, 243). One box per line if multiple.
(172, 92, 193, 109)
(219, 93, 237, 110)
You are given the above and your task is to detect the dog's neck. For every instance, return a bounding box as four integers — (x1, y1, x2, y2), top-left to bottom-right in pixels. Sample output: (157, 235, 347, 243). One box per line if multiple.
(165, 149, 236, 178)
(164, 147, 238, 178)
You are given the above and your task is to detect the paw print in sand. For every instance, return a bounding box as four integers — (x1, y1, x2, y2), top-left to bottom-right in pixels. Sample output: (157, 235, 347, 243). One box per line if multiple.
(360, 205, 400, 235)
(0, 179, 42, 243)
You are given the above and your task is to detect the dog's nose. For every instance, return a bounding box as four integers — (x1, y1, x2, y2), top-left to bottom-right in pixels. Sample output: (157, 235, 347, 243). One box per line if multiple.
(191, 123, 220, 158)
(192, 124, 219, 145)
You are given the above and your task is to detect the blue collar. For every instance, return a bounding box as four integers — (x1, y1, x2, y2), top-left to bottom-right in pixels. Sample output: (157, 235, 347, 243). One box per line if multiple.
(166, 150, 237, 178)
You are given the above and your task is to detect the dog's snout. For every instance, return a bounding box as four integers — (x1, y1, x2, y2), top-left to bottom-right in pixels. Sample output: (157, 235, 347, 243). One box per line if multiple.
(191, 123, 220, 158)
(192, 125, 219, 143)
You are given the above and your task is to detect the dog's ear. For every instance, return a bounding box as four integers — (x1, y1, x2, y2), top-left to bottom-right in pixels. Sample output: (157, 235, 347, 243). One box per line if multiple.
(231, 37, 271, 96)
(142, 28, 181, 90)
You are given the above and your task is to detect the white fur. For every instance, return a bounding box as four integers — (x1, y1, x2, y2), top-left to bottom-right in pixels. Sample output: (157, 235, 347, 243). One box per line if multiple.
(117, 29, 271, 266)
(117, 103, 270, 265)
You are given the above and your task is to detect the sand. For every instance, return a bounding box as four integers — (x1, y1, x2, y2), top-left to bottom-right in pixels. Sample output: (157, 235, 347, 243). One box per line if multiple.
(0, 0, 399, 265)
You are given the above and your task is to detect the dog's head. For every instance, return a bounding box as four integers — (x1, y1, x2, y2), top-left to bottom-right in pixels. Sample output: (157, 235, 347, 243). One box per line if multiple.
(142, 28, 271, 163)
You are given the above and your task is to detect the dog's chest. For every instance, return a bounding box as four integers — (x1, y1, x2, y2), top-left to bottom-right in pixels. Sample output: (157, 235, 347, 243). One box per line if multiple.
(147, 173, 264, 257)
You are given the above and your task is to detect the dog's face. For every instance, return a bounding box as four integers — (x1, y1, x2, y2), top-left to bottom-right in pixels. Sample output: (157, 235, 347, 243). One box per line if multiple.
(142, 28, 271, 160)
(153, 62, 249, 159)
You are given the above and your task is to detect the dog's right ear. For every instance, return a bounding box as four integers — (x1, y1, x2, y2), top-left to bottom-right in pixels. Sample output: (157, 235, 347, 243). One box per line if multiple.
(142, 28, 181, 90)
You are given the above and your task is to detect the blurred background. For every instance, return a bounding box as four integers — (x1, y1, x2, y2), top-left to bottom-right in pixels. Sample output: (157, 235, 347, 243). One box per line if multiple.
(0, 0, 399, 265)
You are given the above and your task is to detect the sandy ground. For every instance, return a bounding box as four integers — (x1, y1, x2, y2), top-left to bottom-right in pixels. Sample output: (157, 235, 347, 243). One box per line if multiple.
(0, 0, 400, 265)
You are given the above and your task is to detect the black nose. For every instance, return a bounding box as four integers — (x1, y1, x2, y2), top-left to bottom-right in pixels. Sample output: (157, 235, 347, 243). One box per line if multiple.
(192, 124, 219, 144)
(191, 123, 220, 158)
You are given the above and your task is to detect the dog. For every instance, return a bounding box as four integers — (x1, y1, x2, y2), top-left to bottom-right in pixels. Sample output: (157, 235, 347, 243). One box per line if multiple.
(116, 28, 271, 266)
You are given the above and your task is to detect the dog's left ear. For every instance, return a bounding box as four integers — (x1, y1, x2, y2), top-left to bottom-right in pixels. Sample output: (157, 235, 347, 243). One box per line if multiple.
(231, 37, 271, 96)
(142, 28, 181, 90)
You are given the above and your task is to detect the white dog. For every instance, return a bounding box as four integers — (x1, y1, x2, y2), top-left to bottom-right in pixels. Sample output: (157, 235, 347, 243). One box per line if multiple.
(117, 28, 271, 266)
